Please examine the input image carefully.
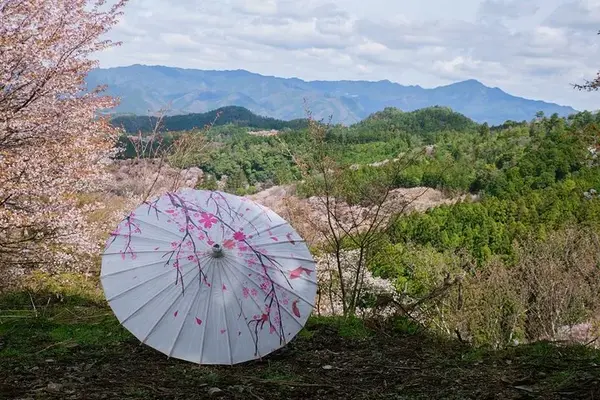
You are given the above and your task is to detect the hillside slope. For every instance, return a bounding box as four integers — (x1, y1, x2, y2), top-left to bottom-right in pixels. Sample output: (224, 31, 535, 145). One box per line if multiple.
(110, 105, 308, 133)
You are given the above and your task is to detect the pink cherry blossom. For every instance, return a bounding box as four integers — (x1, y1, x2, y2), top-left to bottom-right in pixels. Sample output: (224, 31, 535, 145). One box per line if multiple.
(0, 0, 128, 270)
(233, 231, 246, 241)
(199, 212, 217, 228)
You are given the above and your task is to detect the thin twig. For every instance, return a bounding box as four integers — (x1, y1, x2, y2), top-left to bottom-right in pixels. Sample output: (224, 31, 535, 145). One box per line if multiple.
(34, 339, 75, 354)
(28, 291, 38, 318)
(247, 388, 265, 400)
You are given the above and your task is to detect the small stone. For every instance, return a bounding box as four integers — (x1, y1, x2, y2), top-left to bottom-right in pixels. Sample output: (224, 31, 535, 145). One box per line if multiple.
(208, 387, 223, 396)
(514, 385, 536, 393)
(229, 385, 245, 393)
(46, 383, 63, 393)
(322, 365, 333, 370)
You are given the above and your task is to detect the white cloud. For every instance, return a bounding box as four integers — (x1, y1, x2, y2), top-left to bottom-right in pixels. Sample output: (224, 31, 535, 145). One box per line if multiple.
(477, 0, 540, 21)
(96, 0, 600, 111)
(159, 33, 201, 51)
(545, 0, 600, 30)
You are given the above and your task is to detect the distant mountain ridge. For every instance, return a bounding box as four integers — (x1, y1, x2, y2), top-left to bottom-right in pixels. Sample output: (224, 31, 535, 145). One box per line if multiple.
(88, 64, 578, 125)
(111, 104, 479, 134)
(110, 105, 308, 133)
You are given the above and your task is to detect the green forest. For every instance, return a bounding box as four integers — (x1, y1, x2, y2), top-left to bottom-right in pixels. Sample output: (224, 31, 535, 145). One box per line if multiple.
(112, 105, 600, 348)
(116, 105, 600, 263)
(111, 105, 309, 133)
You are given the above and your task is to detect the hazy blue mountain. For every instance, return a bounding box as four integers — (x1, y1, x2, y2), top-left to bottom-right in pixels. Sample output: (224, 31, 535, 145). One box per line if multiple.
(87, 65, 578, 125)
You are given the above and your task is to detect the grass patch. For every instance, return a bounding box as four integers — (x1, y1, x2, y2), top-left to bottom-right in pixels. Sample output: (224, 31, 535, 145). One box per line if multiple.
(0, 307, 130, 359)
(392, 315, 422, 335)
(305, 315, 373, 339)
(0, 271, 105, 311)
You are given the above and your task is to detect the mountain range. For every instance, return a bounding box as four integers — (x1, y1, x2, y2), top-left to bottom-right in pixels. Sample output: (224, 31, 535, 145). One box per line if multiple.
(87, 64, 578, 125)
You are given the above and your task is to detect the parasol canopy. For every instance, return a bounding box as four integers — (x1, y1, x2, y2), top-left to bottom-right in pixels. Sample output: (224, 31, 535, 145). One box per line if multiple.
(100, 189, 317, 365)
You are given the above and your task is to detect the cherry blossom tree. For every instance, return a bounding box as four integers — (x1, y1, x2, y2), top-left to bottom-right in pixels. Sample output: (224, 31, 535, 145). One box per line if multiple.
(0, 0, 128, 274)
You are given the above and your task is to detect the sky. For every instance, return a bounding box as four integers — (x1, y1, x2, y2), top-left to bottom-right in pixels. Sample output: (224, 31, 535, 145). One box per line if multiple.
(97, 0, 600, 111)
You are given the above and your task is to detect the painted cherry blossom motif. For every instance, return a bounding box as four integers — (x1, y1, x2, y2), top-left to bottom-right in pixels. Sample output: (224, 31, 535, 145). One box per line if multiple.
(292, 300, 301, 318)
(101, 189, 317, 365)
(289, 266, 313, 280)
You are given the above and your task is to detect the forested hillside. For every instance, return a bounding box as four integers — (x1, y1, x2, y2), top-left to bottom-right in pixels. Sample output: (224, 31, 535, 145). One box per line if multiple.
(110, 105, 308, 133)
(111, 105, 600, 349)
(119, 106, 600, 264)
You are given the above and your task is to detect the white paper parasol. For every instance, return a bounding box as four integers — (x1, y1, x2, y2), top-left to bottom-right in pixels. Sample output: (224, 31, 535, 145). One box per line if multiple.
(100, 189, 317, 365)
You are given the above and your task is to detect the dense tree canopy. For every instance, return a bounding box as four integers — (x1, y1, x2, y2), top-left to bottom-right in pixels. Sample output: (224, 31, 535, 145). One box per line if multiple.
(111, 106, 308, 133)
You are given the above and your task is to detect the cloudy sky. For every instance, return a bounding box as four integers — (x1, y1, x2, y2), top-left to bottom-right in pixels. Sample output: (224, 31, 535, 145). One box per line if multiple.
(97, 0, 600, 111)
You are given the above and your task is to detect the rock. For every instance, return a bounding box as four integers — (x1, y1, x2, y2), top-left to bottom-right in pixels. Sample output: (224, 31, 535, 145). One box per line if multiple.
(217, 175, 228, 190)
(322, 365, 333, 370)
(180, 167, 204, 188)
(46, 383, 63, 393)
(514, 385, 537, 393)
(229, 385, 245, 393)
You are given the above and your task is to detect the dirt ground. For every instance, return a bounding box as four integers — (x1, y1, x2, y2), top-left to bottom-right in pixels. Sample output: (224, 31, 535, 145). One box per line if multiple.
(1, 297, 600, 400)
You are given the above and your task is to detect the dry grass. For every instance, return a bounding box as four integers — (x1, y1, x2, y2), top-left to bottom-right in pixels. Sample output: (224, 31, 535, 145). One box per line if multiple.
(429, 227, 600, 348)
